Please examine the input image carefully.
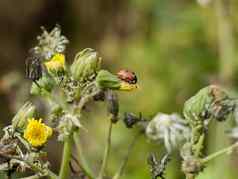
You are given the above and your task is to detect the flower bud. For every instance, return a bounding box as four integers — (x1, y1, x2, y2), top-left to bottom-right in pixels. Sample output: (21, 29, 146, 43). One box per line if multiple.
(183, 85, 236, 157)
(96, 70, 121, 90)
(183, 85, 235, 124)
(106, 90, 119, 123)
(123, 112, 140, 128)
(12, 102, 36, 131)
(182, 157, 203, 176)
(71, 48, 101, 82)
(30, 74, 56, 96)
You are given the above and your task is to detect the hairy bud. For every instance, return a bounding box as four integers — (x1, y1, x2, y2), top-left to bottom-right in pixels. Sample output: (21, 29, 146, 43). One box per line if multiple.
(12, 102, 35, 131)
(71, 48, 101, 82)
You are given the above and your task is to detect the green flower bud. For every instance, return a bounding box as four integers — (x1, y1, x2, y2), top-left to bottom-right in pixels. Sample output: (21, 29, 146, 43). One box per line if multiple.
(183, 86, 213, 125)
(96, 70, 121, 90)
(12, 102, 35, 131)
(30, 74, 55, 96)
(70, 48, 101, 82)
(183, 85, 236, 157)
(183, 85, 235, 124)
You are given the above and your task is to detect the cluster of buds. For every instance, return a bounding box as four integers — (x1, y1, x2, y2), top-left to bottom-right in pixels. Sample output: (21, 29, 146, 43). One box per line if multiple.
(28, 24, 139, 135)
(26, 25, 139, 139)
(1, 25, 140, 178)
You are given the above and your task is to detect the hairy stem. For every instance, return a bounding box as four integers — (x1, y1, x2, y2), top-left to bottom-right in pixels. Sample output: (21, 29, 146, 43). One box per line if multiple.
(215, 0, 236, 84)
(112, 132, 141, 179)
(74, 132, 95, 179)
(186, 174, 195, 179)
(59, 134, 74, 179)
(97, 120, 113, 179)
(202, 142, 238, 164)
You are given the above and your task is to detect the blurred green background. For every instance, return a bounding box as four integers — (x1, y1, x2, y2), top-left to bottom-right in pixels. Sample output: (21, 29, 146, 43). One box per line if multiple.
(0, 0, 238, 178)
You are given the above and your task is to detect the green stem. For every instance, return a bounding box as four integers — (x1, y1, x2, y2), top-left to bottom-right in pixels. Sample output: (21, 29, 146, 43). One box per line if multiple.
(186, 174, 195, 179)
(202, 142, 238, 164)
(59, 134, 74, 179)
(215, 0, 236, 84)
(112, 132, 141, 179)
(74, 132, 95, 179)
(97, 120, 113, 179)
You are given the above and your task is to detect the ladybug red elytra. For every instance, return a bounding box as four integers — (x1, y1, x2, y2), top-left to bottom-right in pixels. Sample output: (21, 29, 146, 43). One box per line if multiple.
(117, 69, 137, 84)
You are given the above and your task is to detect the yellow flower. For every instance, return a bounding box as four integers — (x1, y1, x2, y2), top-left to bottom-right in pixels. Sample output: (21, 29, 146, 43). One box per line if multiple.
(119, 81, 139, 91)
(44, 53, 65, 72)
(24, 118, 53, 147)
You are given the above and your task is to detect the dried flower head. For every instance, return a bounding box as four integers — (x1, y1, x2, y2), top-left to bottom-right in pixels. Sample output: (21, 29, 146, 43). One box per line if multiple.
(23, 118, 53, 147)
(123, 112, 142, 128)
(147, 153, 170, 179)
(44, 53, 66, 73)
(146, 113, 190, 153)
(34, 25, 69, 59)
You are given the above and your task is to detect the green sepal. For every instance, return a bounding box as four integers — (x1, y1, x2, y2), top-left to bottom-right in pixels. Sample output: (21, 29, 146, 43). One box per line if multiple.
(96, 70, 121, 90)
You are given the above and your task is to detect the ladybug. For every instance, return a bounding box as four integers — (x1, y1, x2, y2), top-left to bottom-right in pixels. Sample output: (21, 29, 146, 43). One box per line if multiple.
(117, 69, 137, 84)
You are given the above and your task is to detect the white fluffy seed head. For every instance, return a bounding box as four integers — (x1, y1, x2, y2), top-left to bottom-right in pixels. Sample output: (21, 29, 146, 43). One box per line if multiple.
(146, 113, 191, 153)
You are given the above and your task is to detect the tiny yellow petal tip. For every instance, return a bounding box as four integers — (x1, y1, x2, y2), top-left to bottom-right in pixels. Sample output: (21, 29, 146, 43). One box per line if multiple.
(119, 81, 139, 91)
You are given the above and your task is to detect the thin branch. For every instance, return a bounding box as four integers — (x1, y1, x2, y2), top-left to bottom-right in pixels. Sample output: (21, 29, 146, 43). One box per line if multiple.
(112, 132, 141, 179)
(97, 120, 113, 179)
(202, 142, 238, 164)
(74, 132, 96, 179)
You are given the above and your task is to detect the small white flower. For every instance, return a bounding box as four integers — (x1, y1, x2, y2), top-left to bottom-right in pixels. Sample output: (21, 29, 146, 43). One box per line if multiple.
(146, 113, 191, 153)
